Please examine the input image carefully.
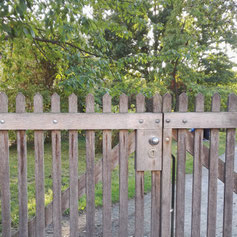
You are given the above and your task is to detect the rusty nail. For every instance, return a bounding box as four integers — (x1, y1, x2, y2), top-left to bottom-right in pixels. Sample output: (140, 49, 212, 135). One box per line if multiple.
(165, 137, 170, 142)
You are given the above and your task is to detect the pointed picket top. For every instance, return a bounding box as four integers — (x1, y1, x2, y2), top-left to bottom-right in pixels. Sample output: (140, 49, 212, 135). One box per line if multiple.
(86, 93, 94, 113)
(227, 93, 237, 112)
(178, 92, 188, 112)
(119, 93, 128, 113)
(136, 93, 145, 113)
(153, 93, 162, 113)
(103, 93, 111, 113)
(211, 93, 221, 112)
(16, 93, 26, 113)
(195, 93, 204, 112)
(162, 93, 172, 112)
(0, 92, 8, 112)
(34, 93, 43, 113)
(68, 93, 77, 113)
(51, 92, 60, 112)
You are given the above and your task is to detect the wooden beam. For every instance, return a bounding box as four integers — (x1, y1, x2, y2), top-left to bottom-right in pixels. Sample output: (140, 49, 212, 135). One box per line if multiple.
(0, 113, 161, 130)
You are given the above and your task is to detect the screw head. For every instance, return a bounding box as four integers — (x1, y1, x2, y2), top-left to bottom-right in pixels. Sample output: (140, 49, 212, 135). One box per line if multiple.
(139, 119, 144, 124)
(182, 119, 187, 124)
(0, 120, 5, 124)
(53, 120, 58, 124)
(166, 119, 170, 123)
(165, 137, 170, 142)
(155, 119, 160, 124)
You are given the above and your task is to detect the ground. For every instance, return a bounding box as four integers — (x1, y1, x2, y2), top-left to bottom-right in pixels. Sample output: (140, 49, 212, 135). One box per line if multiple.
(45, 148, 237, 237)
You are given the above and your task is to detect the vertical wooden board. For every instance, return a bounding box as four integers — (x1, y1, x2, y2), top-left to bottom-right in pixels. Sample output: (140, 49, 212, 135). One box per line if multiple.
(34, 93, 45, 237)
(223, 94, 237, 237)
(135, 93, 145, 237)
(161, 93, 172, 237)
(151, 93, 162, 237)
(119, 94, 129, 237)
(102, 93, 112, 237)
(86, 93, 95, 236)
(0, 92, 11, 237)
(175, 93, 188, 237)
(207, 93, 220, 237)
(191, 93, 204, 237)
(16, 93, 28, 237)
(51, 93, 62, 237)
(68, 94, 79, 237)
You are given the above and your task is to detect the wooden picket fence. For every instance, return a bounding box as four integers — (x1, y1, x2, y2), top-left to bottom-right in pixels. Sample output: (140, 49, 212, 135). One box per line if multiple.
(0, 92, 237, 237)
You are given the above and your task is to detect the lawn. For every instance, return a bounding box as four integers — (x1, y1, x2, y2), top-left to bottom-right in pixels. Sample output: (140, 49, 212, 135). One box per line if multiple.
(0, 131, 229, 232)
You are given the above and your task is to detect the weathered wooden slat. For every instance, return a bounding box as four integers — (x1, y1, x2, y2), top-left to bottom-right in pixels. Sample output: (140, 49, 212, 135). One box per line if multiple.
(172, 130, 237, 194)
(175, 93, 188, 237)
(16, 93, 28, 237)
(51, 93, 62, 237)
(207, 93, 220, 237)
(86, 94, 95, 236)
(0, 92, 11, 237)
(102, 93, 112, 237)
(164, 112, 237, 128)
(135, 93, 145, 237)
(151, 93, 162, 237)
(34, 93, 45, 237)
(68, 94, 79, 237)
(161, 93, 172, 237)
(223, 94, 237, 237)
(119, 93, 129, 237)
(191, 93, 204, 237)
(0, 113, 161, 130)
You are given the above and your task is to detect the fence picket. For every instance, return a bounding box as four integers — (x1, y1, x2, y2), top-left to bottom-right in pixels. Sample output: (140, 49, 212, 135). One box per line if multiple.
(191, 93, 204, 237)
(86, 93, 95, 236)
(51, 93, 62, 237)
(161, 93, 172, 237)
(135, 93, 145, 237)
(16, 93, 28, 237)
(34, 93, 45, 237)
(119, 93, 129, 237)
(223, 93, 237, 236)
(207, 93, 220, 237)
(102, 93, 112, 237)
(0, 92, 11, 237)
(68, 94, 79, 237)
(175, 93, 188, 237)
(151, 93, 162, 237)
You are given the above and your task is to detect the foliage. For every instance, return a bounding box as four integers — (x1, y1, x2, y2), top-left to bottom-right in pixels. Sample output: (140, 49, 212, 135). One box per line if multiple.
(0, 0, 237, 110)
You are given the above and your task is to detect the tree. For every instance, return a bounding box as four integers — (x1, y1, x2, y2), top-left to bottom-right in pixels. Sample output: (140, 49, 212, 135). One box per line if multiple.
(1, 0, 237, 109)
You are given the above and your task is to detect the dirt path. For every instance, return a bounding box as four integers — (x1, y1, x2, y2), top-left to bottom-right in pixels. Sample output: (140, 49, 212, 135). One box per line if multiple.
(46, 149, 237, 237)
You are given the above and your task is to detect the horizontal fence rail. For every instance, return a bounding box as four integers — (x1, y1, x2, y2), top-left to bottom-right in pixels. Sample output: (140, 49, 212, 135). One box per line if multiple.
(164, 112, 237, 128)
(0, 113, 161, 130)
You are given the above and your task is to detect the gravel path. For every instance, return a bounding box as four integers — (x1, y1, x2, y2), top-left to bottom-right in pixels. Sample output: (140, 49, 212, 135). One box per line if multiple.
(46, 148, 237, 237)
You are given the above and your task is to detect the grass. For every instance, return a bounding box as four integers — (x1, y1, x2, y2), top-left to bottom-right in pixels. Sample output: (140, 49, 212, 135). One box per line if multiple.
(0, 131, 230, 231)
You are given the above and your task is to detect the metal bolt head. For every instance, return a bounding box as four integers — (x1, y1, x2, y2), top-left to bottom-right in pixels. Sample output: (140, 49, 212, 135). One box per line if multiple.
(139, 119, 144, 124)
(182, 119, 187, 124)
(149, 137, 159, 145)
(0, 120, 5, 124)
(165, 137, 170, 142)
(166, 119, 170, 123)
(53, 120, 58, 124)
(155, 119, 160, 124)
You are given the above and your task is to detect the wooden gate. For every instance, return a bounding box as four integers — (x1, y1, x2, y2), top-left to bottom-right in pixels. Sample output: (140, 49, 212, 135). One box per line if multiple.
(0, 92, 237, 237)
